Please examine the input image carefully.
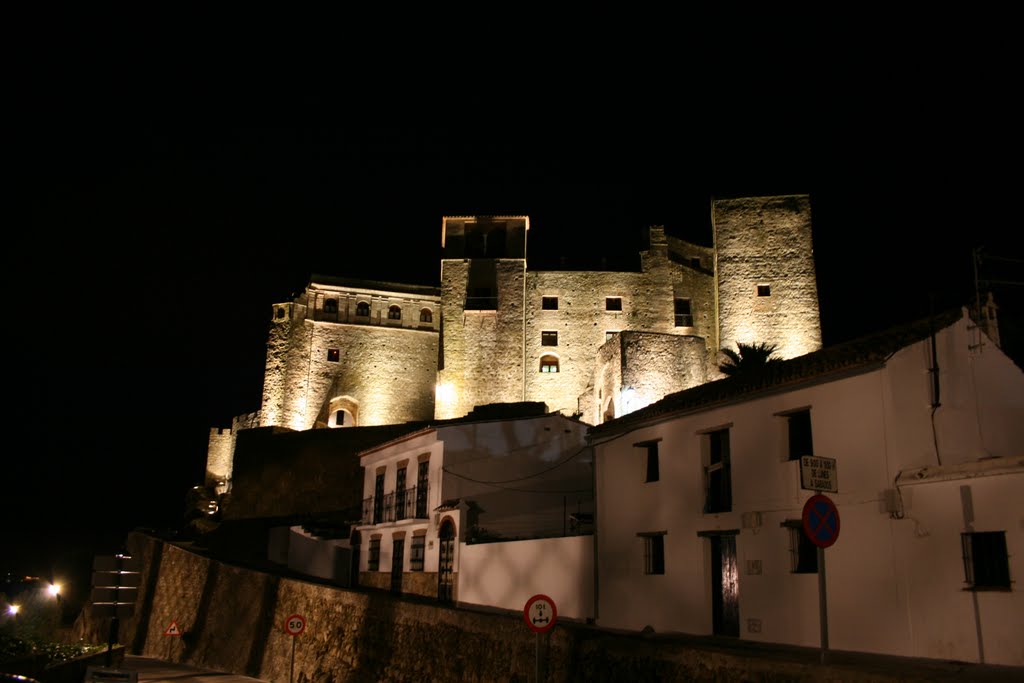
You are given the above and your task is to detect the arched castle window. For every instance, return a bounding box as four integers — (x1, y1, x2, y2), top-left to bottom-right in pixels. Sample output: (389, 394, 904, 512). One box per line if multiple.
(356, 301, 370, 317)
(419, 308, 433, 323)
(328, 396, 359, 428)
(540, 354, 560, 373)
(388, 305, 402, 320)
(324, 298, 338, 314)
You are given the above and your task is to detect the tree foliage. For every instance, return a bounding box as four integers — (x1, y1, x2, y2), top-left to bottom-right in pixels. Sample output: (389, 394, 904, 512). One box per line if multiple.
(718, 342, 782, 377)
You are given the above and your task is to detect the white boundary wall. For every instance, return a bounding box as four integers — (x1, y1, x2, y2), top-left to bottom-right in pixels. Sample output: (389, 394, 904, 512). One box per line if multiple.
(458, 536, 594, 621)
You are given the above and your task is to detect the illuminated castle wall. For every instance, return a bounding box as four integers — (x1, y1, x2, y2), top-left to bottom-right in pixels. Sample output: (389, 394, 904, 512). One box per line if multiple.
(260, 277, 441, 432)
(208, 195, 822, 489)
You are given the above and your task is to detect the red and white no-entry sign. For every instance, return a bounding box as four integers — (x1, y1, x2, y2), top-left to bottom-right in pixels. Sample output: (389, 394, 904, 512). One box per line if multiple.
(284, 614, 306, 636)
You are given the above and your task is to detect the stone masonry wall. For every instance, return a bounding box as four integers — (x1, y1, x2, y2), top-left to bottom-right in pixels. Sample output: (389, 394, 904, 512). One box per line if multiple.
(87, 532, 956, 683)
(437, 259, 528, 418)
(713, 195, 822, 359)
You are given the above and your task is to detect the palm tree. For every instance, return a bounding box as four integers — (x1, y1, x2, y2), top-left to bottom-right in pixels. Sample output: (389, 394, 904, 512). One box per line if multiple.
(718, 341, 782, 377)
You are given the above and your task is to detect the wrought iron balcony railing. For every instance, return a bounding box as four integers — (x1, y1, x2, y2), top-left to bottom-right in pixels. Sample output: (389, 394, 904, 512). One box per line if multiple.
(362, 486, 429, 524)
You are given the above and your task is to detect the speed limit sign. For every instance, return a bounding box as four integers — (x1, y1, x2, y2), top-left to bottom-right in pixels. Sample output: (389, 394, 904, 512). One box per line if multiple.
(284, 614, 306, 636)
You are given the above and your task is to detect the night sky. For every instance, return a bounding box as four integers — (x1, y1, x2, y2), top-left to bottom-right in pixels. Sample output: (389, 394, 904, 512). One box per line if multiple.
(7, 10, 1022, 613)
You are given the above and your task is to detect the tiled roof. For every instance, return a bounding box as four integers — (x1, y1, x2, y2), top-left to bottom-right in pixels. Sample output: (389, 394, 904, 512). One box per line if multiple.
(589, 307, 966, 440)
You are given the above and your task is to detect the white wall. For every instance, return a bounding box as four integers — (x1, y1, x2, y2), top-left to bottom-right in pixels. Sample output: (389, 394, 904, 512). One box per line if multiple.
(458, 536, 594, 621)
(286, 526, 352, 584)
(594, 317, 1024, 664)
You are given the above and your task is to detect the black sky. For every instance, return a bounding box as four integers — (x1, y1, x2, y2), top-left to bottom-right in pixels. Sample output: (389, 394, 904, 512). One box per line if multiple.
(7, 9, 1022, 611)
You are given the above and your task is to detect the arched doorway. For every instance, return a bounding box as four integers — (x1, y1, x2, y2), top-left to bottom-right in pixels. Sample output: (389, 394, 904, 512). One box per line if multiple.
(437, 518, 456, 602)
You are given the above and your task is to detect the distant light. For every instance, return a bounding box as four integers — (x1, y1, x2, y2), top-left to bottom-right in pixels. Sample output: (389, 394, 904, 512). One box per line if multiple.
(7, 604, 18, 615)
(48, 583, 62, 597)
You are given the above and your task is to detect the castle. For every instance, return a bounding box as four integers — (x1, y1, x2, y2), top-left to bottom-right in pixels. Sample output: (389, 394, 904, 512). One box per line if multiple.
(206, 194, 823, 493)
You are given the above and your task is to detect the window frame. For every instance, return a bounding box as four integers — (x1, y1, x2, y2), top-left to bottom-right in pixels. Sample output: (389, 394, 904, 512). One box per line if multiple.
(410, 534, 426, 572)
(605, 296, 623, 311)
(541, 330, 558, 346)
(541, 296, 558, 310)
(637, 440, 660, 483)
(368, 537, 381, 571)
(356, 301, 370, 317)
(419, 308, 433, 323)
(783, 520, 818, 573)
(962, 531, 1011, 590)
(539, 354, 560, 373)
(703, 427, 732, 514)
(388, 305, 402, 320)
(674, 298, 693, 327)
(326, 348, 340, 362)
(757, 284, 772, 297)
(786, 409, 813, 461)
(639, 532, 666, 575)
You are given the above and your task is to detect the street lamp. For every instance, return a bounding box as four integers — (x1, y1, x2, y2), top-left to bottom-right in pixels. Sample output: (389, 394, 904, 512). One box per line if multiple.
(6, 604, 17, 616)
(47, 583, 61, 598)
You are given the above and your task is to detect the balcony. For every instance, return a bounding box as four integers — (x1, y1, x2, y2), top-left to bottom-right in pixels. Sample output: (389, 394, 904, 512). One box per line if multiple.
(362, 486, 429, 524)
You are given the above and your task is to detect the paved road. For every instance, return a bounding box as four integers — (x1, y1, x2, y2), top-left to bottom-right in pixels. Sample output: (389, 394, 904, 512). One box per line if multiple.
(106, 656, 268, 683)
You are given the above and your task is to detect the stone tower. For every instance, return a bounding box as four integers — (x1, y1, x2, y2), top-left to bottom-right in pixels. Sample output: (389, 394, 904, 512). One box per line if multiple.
(436, 217, 530, 419)
(712, 195, 822, 360)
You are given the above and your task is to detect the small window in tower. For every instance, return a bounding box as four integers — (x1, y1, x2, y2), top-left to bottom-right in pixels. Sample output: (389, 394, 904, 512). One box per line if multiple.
(605, 331, 619, 342)
(324, 298, 338, 314)
(540, 354, 560, 373)
(276, 307, 286, 319)
(542, 296, 558, 310)
(757, 285, 771, 297)
(606, 297, 623, 311)
(541, 331, 558, 346)
(327, 349, 340, 362)
(356, 301, 370, 316)
(388, 305, 402, 320)
(674, 298, 693, 327)
(419, 308, 433, 323)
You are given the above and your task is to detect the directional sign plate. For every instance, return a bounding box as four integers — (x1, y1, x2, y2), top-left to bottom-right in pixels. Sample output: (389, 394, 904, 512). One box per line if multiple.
(91, 587, 139, 604)
(802, 494, 840, 548)
(800, 456, 838, 493)
(523, 594, 557, 633)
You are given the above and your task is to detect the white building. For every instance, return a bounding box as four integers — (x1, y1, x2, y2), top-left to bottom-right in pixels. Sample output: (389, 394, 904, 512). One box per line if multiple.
(589, 307, 1024, 665)
(354, 404, 593, 614)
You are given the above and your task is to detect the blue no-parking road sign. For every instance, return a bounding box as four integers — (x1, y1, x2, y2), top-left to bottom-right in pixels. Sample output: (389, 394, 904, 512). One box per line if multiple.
(802, 494, 840, 548)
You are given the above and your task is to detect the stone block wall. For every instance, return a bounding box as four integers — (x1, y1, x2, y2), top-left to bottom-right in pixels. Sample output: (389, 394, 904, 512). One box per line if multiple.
(88, 532, 944, 683)
(225, 423, 427, 520)
(437, 259, 528, 418)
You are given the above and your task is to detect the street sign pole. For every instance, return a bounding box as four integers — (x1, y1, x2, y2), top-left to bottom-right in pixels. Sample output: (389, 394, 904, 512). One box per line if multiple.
(818, 546, 828, 664)
(802, 494, 840, 666)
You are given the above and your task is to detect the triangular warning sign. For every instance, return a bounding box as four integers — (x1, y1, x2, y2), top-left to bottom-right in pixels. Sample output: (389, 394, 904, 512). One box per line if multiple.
(164, 620, 182, 636)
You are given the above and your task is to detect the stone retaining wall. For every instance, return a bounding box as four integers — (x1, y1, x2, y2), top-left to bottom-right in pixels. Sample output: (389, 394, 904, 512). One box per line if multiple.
(73, 532, 1008, 682)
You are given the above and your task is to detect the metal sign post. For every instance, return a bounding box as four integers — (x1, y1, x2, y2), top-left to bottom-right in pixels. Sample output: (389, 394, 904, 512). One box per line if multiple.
(523, 595, 557, 682)
(284, 614, 306, 683)
(802, 494, 840, 665)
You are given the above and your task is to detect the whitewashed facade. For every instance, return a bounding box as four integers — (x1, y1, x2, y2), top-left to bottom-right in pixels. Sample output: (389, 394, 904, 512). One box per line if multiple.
(355, 409, 592, 601)
(590, 308, 1024, 665)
